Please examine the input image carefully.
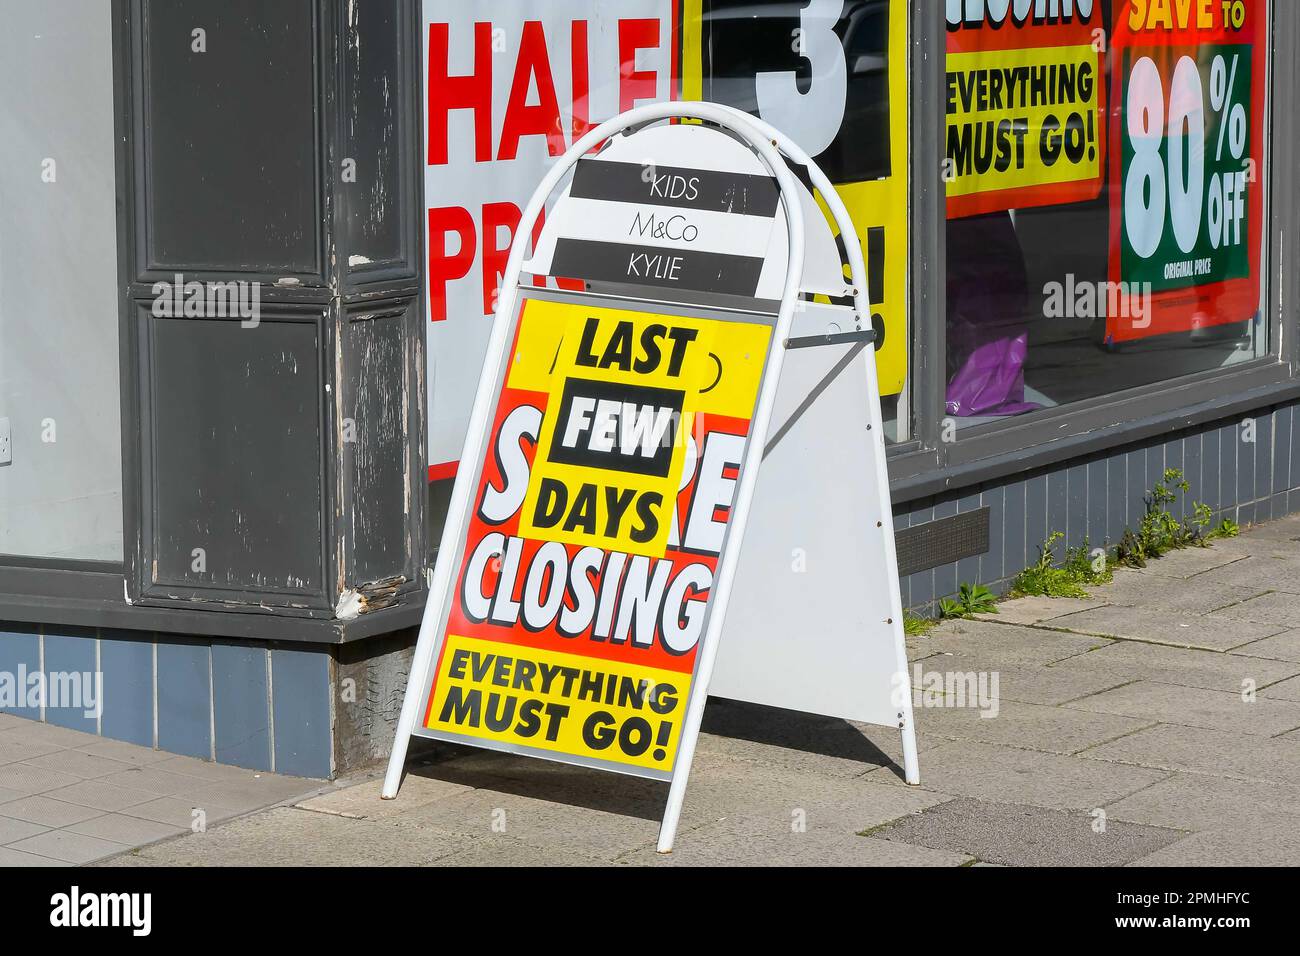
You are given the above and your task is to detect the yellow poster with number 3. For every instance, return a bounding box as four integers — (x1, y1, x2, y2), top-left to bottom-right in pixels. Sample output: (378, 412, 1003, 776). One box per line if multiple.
(678, 0, 910, 399)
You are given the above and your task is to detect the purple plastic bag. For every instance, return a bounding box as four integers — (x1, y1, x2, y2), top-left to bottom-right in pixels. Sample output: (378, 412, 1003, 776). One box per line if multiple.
(945, 312, 1039, 417)
(945, 213, 1040, 418)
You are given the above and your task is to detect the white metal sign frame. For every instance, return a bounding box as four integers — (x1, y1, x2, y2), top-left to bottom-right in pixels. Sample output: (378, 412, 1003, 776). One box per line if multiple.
(383, 101, 918, 854)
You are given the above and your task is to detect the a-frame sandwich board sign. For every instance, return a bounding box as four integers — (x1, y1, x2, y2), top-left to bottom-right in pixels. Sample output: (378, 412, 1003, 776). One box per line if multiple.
(382, 102, 918, 853)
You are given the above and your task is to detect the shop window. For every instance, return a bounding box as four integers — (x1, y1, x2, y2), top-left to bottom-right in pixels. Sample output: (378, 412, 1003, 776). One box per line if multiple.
(421, 0, 912, 543)
(0, 2, 122, 561)
(698, 0, 910, 441)
(943, 0, 1271, 427)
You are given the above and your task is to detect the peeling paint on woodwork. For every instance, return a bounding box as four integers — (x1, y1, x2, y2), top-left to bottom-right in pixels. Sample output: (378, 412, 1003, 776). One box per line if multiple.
(335, 575, 404, 620)
(335, 588, 363, 620)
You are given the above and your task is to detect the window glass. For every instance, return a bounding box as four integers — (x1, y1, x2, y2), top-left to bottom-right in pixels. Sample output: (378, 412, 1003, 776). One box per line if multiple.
(943, 0, 1270, 427)
(0, 1, 122, 561)
(422, 0, 911, 544)
(421, 0, 911, 543)
(698, 0, 910, 441)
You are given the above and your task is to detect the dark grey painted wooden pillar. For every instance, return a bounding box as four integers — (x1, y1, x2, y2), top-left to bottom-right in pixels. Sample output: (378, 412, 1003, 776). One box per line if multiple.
(115, 0, 426, 619)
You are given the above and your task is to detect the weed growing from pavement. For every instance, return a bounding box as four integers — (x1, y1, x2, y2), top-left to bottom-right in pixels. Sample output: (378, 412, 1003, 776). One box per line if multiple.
(1011, 532, 1113, 599)
(904, 613, 939, 637)
(1116, 469, 1214, 567)
(939, 583, 999, 620)
(910, 469, 1243, 630)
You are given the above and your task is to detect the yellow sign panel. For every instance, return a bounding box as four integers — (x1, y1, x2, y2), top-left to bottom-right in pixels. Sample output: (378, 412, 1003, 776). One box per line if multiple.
(426, 633, 690, 771)
(946, 44, 1102, 199)
(420, 294, 771, 776)
(512, 298, 769, 557)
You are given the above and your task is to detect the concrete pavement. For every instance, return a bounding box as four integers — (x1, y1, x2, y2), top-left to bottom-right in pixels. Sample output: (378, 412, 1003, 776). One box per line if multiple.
(0, 720, 324, 865)
(9, 513, 1300, 865)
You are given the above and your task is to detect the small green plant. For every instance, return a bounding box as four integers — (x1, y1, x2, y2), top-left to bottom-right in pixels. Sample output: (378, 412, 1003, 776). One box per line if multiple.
(903, 612, 938, 637)
(1010, 532, 1112, 598)
(1064, 539, 1114, 588)
(1115, 468, 1213, 568)
(939, 582, 998, 619)
(1207, 517, 1240, 540)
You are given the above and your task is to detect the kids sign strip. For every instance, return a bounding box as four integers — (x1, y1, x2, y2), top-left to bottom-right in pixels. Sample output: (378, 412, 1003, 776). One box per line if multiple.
(547, 160, 781, 296)
(383, 102, 808, 853)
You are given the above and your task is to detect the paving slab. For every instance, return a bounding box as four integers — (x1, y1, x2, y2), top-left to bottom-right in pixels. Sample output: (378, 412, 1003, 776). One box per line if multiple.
(169, 775, 327, 812)
(297, 773, 473, 820)
(7, 828, 130, 865)
(914, 697, 1154, 755)
(149, 753, 279, 781)
(411, 749, 671, 816)
(73, 738, 175, 767)
(98, 807, 476, 867)
(1047, 639, 1300, 695)
(426, 836, 607, 867)
(44, 779, 159, 813)
(0, 737, 66, 765)
(619, 823, 972, 867)
(0, 764, 83, 796)
(1230, 516, 1300, 541)
(64, 813, 185, 847)
(1261, 674, 1300, 701)
(1082, 723, 1300, 786)
(865, 740, 1169, 810)
(1047, 604, 1282, 651)
(1066, 680, 1300, 737)
(120, 796, 241, 829)
(973, 595, 1108, 626)
(1089, 568, 1265, 614)
(1209, 590, 1300, 628)
(385, 786, 665, 863)
(1104, 772, 1300, 831)
(907, 618, 1111, 666)
(1121, 546, 1248, 580)
(21, 750, 136, 780)
(0, 794, 105, 828)
(1229, 629, 1300, 663)
(95, 765, 218, 797)
(872, 797, 1186, 866)
(1176, 534, 1268, 558)
(1126, 824, 1300, 866)
(1198, 554, 1300, 593)
(0, 815, 50, 844)
(0, 717, 326, 866)
(673, 752, 952, 833)
(910, 651, 1133, 706)
(0, 846, 64, 866)
(0, 721, 92, 749)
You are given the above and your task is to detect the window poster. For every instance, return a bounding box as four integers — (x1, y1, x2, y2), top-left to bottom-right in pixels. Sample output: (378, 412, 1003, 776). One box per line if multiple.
(1106, 0, 1268, 343)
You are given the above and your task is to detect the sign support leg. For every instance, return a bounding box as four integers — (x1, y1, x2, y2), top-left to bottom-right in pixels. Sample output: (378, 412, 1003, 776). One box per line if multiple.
(901, 711, 920, 785)
(381, 604, 444, 798)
